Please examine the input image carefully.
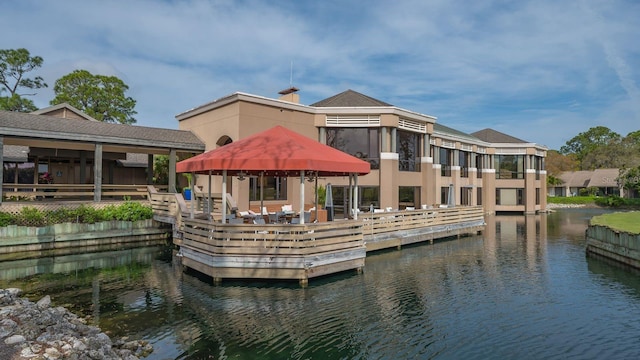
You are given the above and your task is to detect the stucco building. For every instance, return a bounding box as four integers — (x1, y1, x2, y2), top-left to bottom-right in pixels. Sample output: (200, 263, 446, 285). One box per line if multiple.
(177, 89, 547, 215)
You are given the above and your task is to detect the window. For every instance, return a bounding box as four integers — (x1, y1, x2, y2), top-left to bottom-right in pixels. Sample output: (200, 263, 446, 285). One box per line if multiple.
(495, 155, 524, 179)
(459, 151, 469, 178)
(249, 176, 287, 201)
(536, 188, 540, 205)
(441, 186, 449, 205)
(330, 186, 379, 217)
(399, 186, 420, 209)
(440, 148, 451, 177)
(477, 187, 482, 205)
(460, 187, 471, 206)
(476, 154, 483, 179)
(496, 188, 525, 205)
(3, 162, 36, 184)
(326, 128, 380, 169)
(397, 130, 420, 172)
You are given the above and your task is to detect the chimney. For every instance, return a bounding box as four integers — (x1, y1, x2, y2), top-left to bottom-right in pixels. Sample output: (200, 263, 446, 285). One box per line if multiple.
(278, 87, 300, 103)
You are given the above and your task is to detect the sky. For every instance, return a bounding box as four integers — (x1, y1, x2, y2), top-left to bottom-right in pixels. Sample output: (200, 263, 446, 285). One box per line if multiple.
(2, 0, 639, 150)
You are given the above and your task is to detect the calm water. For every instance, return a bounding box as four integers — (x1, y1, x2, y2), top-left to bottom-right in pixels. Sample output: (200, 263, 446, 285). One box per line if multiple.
(2, 208, 640, 359)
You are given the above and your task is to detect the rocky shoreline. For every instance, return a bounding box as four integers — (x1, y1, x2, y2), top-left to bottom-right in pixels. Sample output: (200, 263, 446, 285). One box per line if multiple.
(1, 288, 152, 360)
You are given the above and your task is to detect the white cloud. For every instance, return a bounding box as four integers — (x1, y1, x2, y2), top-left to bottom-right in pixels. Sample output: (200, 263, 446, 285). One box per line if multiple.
(2, 0, 638, 149)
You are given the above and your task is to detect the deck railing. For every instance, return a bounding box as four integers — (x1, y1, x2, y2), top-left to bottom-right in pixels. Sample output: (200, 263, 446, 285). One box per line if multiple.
(360, 206, 485, 236)
(2, 184, 166, 200)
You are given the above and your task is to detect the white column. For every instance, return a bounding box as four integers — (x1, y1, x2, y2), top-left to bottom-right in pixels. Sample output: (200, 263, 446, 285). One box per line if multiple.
(222, 170, 227, 223)
(300, 170, 305, 224)
(353, 174, 359, 220)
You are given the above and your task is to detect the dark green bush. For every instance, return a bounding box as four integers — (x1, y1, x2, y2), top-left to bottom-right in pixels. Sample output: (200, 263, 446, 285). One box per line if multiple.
(0, 212, 12, 227)
(0, 202, 153, 227)
(595, 195, 625, 207)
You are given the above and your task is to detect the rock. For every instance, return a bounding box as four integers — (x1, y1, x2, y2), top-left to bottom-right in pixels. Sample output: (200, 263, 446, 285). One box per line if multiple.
(36, 295, 51, 310)
(0, 288, 151, 359)
(4, 334, 26, 345)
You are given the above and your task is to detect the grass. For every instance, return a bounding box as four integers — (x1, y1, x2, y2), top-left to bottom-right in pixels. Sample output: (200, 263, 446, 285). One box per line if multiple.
(590, 211, 640, 235)
(547, 196, 596, 205)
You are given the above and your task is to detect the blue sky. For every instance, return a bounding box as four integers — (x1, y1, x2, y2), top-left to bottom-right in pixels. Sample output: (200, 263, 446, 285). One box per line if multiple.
(2, 0, 639, 150)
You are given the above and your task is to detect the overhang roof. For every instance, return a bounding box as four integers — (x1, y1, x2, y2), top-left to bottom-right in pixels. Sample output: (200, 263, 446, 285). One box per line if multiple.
(176, 125, 371, 176)
(0, 110, 205, 152)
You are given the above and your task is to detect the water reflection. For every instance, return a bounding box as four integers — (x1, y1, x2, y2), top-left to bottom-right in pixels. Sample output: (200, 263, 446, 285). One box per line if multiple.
(2, 209, 640, 359)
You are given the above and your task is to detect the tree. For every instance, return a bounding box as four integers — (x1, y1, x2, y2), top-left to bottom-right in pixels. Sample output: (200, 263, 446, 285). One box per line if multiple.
(545, 150, 578, 176)
(559, 126, 621, 169)
(0, 48, 47, 112)
(51, 69, 137, 124)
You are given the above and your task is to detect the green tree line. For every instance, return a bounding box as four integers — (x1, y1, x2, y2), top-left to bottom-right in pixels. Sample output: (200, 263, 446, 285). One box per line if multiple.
(548, 126, 640, 196)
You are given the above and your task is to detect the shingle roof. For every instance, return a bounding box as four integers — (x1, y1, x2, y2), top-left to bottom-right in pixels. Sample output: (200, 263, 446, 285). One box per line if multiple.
(471, 128, 527, 143)
(589, 168, 620, 187)
(2, 145, 29, 162)
(558, 170, 594, 187)
(434, 123, 482, 143)
(0, 110, 204, 151)
(310, 89, 392, 107)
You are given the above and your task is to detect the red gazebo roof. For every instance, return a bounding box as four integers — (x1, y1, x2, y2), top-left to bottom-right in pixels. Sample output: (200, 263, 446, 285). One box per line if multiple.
(176, 126, 371, 176)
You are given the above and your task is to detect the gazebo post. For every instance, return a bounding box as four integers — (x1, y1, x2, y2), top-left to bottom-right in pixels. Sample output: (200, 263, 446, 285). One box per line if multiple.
(208, 170, 212, 221)
(222, 170, 227, 223)
(189, 171, 195, 219)
(353, 174, 359, 220)
(299, 170, 305, 224)
(260, 171, 264, 218)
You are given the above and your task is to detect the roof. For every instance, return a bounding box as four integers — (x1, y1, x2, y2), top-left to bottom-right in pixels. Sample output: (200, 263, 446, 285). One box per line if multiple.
(31, 103, 99, 122)
(588, 168, 620, 187)
(471, 128, 527, 143)
(556, 169, 620, 188)
(2, 145, 29, 162)
(434, 123, 483, 143)
(0, 110, 205, 151)
(558, 170, 593, 187)
(176, 125, 371, 176)
(310, 89, 392, 107)
(116, 153, 149, 167)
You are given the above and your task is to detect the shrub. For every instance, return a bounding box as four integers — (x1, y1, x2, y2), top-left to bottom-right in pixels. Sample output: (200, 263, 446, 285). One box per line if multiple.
(595, 195, 625, 207)
(0, 202, 153, 227)
(0, 212, 12, 227)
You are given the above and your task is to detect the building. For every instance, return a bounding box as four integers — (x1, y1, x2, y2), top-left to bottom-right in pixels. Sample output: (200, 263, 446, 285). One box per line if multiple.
(549, 168, 622, 197)
(1, 103, 205, 203)
(177, 89, 547, 214)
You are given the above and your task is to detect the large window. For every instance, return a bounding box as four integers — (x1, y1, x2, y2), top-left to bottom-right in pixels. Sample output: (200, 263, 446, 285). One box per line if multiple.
(495, 155, 524, 179)
(249, 176, 287, 201)
(3, 162, 36, 184)
(326, 128, 380, 169)
(399, 186, 420, 209)
(330, 186, 379, 217)
(440, 148, 452, 177)
(459, 151, 469, 178)
(475, 154, 483, 178)
(477, 187, 482, 205)
(496, 188, 524, 205)
(397, 130, 420, 172)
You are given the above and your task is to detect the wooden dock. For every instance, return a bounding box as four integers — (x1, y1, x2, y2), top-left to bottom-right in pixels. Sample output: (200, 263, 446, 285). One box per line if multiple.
(149, 187, 485, 285)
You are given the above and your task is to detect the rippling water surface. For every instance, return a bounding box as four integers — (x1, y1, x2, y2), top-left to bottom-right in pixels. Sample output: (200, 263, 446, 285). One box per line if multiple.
(2, 208, 640, 359)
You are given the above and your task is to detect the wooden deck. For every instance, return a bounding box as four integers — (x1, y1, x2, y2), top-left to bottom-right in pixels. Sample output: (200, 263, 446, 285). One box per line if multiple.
(149, 187, 485, 285)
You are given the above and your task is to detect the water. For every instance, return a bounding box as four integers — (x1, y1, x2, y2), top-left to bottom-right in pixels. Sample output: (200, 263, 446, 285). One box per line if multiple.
(2, 208, 640, 359)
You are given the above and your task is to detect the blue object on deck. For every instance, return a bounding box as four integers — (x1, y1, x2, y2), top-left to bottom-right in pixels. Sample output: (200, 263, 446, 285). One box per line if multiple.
(184, 188, 192, 200)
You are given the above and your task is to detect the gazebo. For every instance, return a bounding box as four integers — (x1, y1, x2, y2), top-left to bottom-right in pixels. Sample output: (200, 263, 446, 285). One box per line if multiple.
(176, 125, 370, 223)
